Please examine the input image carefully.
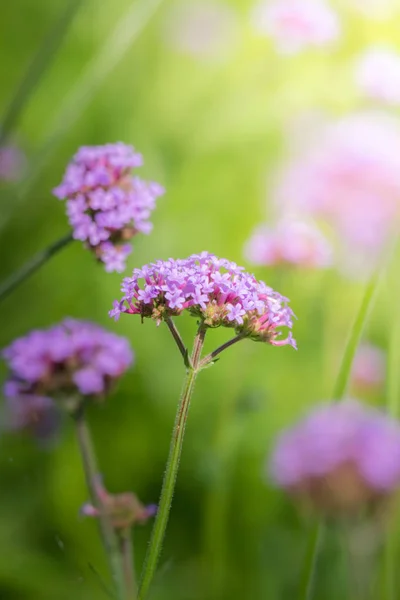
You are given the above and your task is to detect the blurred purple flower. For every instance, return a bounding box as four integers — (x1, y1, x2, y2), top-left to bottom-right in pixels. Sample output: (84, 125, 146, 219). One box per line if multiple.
(0, 145, 25, 182)
(81, 475, 156, 530)
(53, 143, 164, 272)
(163, 2, 238, 59)
(244, 220, 332, 269)
(270, 399, 400, 515)
(110, 252, 296, 347)
(2, 319, 133, 417)
(251, 0, 340, 54)
(355, 47, 400, 106)
(273, 111, 400, 259)
(351, 343, 386, 392)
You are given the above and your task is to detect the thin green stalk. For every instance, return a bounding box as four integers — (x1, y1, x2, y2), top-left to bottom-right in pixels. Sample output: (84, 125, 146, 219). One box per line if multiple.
(0, 0, 83, 146)
(301, 268, 381, 600)
(138, 324, 207, 600)
(383, 259, 400, 600)
(119, 530, 137, 600)
(74, 409, 128, 600)
(199, 334, 245, 368)
(0, 232, 73, 303)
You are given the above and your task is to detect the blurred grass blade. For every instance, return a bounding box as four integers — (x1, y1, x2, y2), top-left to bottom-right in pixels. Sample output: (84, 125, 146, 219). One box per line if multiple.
(0, 0, 83, 146)
(0, 0, 163, 232)
(383, 253, 400, 600)
(301, 267, 381, 600)
(24, 0, 163, 190)
(332, 269, 380, 400)
(300, 522, 324, 600)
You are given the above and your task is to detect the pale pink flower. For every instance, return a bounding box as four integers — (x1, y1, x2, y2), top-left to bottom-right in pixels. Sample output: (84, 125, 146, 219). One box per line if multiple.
(351, 343, 386, 392)
(355, 47, 400, 106)
(251, 0, 340, 54)
(163, 2, 238, 59)
(244, 220, 332, 268)
(274, 111, 400, 256)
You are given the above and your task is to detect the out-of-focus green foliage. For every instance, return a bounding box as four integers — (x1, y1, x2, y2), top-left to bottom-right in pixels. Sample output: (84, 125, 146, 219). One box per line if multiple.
(0, 1, 399, 599)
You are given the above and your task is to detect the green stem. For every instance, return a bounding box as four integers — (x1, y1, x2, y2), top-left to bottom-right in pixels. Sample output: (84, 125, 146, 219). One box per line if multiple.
(138, 324, 207, 599)
(119, 530, 137, 600)
(74, 409, 128, 600)
(0, 232, 73, 303)
(199, 334, 245, 369)
(301, 268, 381, 600)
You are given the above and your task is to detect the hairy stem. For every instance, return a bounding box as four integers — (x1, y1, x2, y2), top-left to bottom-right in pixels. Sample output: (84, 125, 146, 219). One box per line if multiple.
(0, 233, 73, 303)
(199, 334, 245, 369)
(119, 530, 137, 600)
(74, 409, 128, 600)
(138, 324, 207, 599)
(165, 317, 188, 364)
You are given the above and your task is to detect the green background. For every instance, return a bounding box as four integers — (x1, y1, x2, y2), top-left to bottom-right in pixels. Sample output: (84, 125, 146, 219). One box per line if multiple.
(0, 1, 398, 598)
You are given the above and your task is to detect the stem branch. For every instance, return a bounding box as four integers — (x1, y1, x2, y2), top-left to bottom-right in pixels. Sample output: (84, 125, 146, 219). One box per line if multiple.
(165, 317, 188, 364)
(199, 334, 245, 369)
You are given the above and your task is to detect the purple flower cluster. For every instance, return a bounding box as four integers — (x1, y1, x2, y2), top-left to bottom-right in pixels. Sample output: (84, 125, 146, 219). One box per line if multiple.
(270, 399, 400, 515)
(53, 143, 164, 272)
(3, 319, 133, 413)
(110, 252, 296, 347)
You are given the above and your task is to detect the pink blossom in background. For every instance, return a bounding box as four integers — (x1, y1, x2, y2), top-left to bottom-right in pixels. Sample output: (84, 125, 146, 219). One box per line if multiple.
(251, 0, 340, 54)
(355, 47, 400, 106)
(273, 111, 400, 257)
(0, 145, 25, 182)
(244, 220, 332, 269)
(270, 399, 400, 515)
(164, 2, 238, 59)
(351, 343, 386, 391)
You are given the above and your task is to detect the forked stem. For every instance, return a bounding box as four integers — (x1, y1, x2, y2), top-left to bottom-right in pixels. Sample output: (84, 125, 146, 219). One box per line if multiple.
(138, 323, 207, 599)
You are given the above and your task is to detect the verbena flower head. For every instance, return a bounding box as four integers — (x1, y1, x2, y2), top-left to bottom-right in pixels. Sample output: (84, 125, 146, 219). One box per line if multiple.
(2, 319, 133, 415)
(110, 252, 296, 348)
(351, 343, 385, 392)
(53, 143, 164, 272)
(274, 111, 400, 256)
(81, 476, 157, 531)
(251, 0, 340, 54)
(270, 399, 400, 516)
(355, 47, 400, 106)
(244, 220, 332, 269)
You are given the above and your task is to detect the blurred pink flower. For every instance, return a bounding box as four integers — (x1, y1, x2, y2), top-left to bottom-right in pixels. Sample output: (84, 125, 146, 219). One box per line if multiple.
(270, 399, 400, 516)
(244, 220, 332, 268)
(251, 0, 340, 54)
(355, 47, 400, 105)
(351, 343, 385, 392)
(273, 111, 400, 256)
(163, 2, 238, 59)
